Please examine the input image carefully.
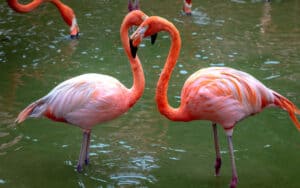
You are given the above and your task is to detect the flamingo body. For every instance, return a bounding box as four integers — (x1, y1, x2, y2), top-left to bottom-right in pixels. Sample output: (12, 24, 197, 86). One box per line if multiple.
(130, 15, 300, 188)
(18, 74, 131, 130)
(7, 0, 79, 38)
(180, 67, 275, 129)
(16, 10, 148, 172)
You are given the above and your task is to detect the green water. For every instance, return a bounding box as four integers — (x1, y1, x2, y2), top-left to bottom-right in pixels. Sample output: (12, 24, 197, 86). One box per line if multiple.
(0, 0, 300, 187)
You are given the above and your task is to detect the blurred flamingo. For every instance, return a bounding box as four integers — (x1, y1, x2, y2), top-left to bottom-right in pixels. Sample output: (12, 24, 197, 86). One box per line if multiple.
(183, 0, 192, 15)
(15, 10, 149, 172)
(7, 0, 79, 38)
(130, 16, 300, 188)
(128, 0, 140, 12)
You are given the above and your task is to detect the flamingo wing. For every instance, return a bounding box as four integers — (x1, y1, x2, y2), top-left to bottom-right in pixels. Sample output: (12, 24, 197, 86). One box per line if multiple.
(181, 67, 275, 128)
(21, 74, 129, 129)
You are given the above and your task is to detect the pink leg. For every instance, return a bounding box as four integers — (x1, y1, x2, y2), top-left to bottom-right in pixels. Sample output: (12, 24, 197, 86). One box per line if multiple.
(212, 123, 222, 176)
(227, 135, 238, 188)
(77, 130, 90, 172)
(85, 131, 91, 165)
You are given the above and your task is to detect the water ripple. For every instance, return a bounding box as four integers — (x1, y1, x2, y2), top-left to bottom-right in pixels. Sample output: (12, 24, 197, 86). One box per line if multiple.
(0, 179, 6, 184)
(264, 60, 280, 65)
(110, 172, 157, 185)
(264, 74, 280, 80)
(192, 9, 211, 26)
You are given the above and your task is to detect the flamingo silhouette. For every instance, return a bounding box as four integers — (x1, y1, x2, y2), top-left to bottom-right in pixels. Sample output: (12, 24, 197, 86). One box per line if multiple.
(129, 16, 300, 188)
(128, 0, 140, 12)
(7, 0, 79, 38)
(15, 10, 149, 172)
(183, 0, 192, 15)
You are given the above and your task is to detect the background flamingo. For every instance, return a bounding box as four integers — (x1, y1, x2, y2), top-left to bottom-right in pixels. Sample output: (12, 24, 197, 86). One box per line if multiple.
(183, 0, 192, 15)
(15, 10, 148, 172)
(129, 16, 300, 188)
(7, 0, 79, 38)
(128, 0, 140, 12)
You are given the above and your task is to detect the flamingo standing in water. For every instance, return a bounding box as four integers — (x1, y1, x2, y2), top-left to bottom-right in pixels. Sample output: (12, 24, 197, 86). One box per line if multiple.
(129, 16, 300, 188)
(15, 10, 149, 172)
(183, 0, 192, 15)
(7, 0, 79, 38)
(128, 0, 140, 12)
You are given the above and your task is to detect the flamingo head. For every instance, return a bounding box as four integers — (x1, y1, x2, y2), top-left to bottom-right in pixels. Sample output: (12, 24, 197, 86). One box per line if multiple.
(70, 17, 80, 39)
(183, 0, 192, 16)
(129, 16, 162, 58)
(124, 10, 148, 29)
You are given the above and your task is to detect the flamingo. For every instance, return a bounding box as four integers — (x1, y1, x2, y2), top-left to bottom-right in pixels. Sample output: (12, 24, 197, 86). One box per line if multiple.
(15, 10, 149, 172)
(183, 0, 192, 15)
(7, 0, 79, 38)
(128, 0, 140, 12)
(129, 16, 300, 188)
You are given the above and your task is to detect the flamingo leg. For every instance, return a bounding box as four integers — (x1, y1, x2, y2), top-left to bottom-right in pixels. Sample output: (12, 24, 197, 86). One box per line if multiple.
(77, 130, 90, 172)
(212, 123, 222, 176)
(227, 135, 238, 188)
(85, 131, 91, 165)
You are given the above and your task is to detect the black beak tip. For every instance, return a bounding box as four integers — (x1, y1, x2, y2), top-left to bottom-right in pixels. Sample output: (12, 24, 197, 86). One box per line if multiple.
(151, 33, 157, 45)
(70, 33, 80, 39)
(129, 39, 138, 58)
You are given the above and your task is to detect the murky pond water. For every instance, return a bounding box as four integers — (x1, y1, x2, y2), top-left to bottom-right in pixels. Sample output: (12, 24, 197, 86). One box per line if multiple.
(1, 0, 300, 187)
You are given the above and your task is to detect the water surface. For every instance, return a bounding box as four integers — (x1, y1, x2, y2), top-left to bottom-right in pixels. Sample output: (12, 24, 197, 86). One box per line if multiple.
(0, 0, 300, 187)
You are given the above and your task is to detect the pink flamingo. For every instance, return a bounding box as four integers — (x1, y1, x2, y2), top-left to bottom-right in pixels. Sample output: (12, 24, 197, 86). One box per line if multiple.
(183, 0, 192, 15)
(129, 16, 300, 188)
(15, 10, 148, 172)
(128, 0, 140, 12)
(7, 0, 79, 38)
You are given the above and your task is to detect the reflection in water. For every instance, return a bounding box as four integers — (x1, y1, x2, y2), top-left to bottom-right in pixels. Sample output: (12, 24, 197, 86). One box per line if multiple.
(0, 135, 22, 154)
(59, 107, 188, 186)
(65, 112, 174, 186)
(260, 1, 272, 34)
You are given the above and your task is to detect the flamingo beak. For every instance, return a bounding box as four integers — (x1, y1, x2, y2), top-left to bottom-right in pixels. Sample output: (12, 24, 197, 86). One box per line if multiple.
(70, 18, 80, 39)
(151, 33, 157, 44)
(129, 26, 145, 58)
(129, 25, 157, 58)
(70, 32, 79, 39)
(130, 39, 138, 58)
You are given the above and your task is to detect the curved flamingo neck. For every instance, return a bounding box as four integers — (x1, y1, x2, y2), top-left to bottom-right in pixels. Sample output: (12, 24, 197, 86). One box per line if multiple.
(155, 19, 186, 121)
(7, 0, 79, 36)
(7, 0, 44, 13)
(50, 0, 75, 27)
(120, 12, 145, 107)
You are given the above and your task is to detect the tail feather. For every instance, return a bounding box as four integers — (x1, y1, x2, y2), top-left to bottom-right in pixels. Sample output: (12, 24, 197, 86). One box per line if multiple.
(15, 100, 46, 124)
(273, 92, 300, 131)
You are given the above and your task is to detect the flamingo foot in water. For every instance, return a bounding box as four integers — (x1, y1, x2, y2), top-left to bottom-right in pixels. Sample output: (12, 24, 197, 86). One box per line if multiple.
(214, 157, 222, 176)
(77, 164, 83, 172)
(85, 158, 89, 165)
(230, 176, 238, 188)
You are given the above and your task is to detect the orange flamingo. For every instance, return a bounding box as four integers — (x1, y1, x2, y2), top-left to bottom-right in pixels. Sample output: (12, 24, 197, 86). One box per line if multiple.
(128, 0, 139, 12)
(183, 0, 192, 15)
(129, 16, 300, 188)
(7, 0, 79, 38)
(15, 10, 148, 172)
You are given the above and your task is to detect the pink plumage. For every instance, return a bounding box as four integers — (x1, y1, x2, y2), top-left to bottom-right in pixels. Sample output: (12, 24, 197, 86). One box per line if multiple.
(15, 10, 148, 172)
(130, 15, 300, 188)
(16, 74, 131, 129)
